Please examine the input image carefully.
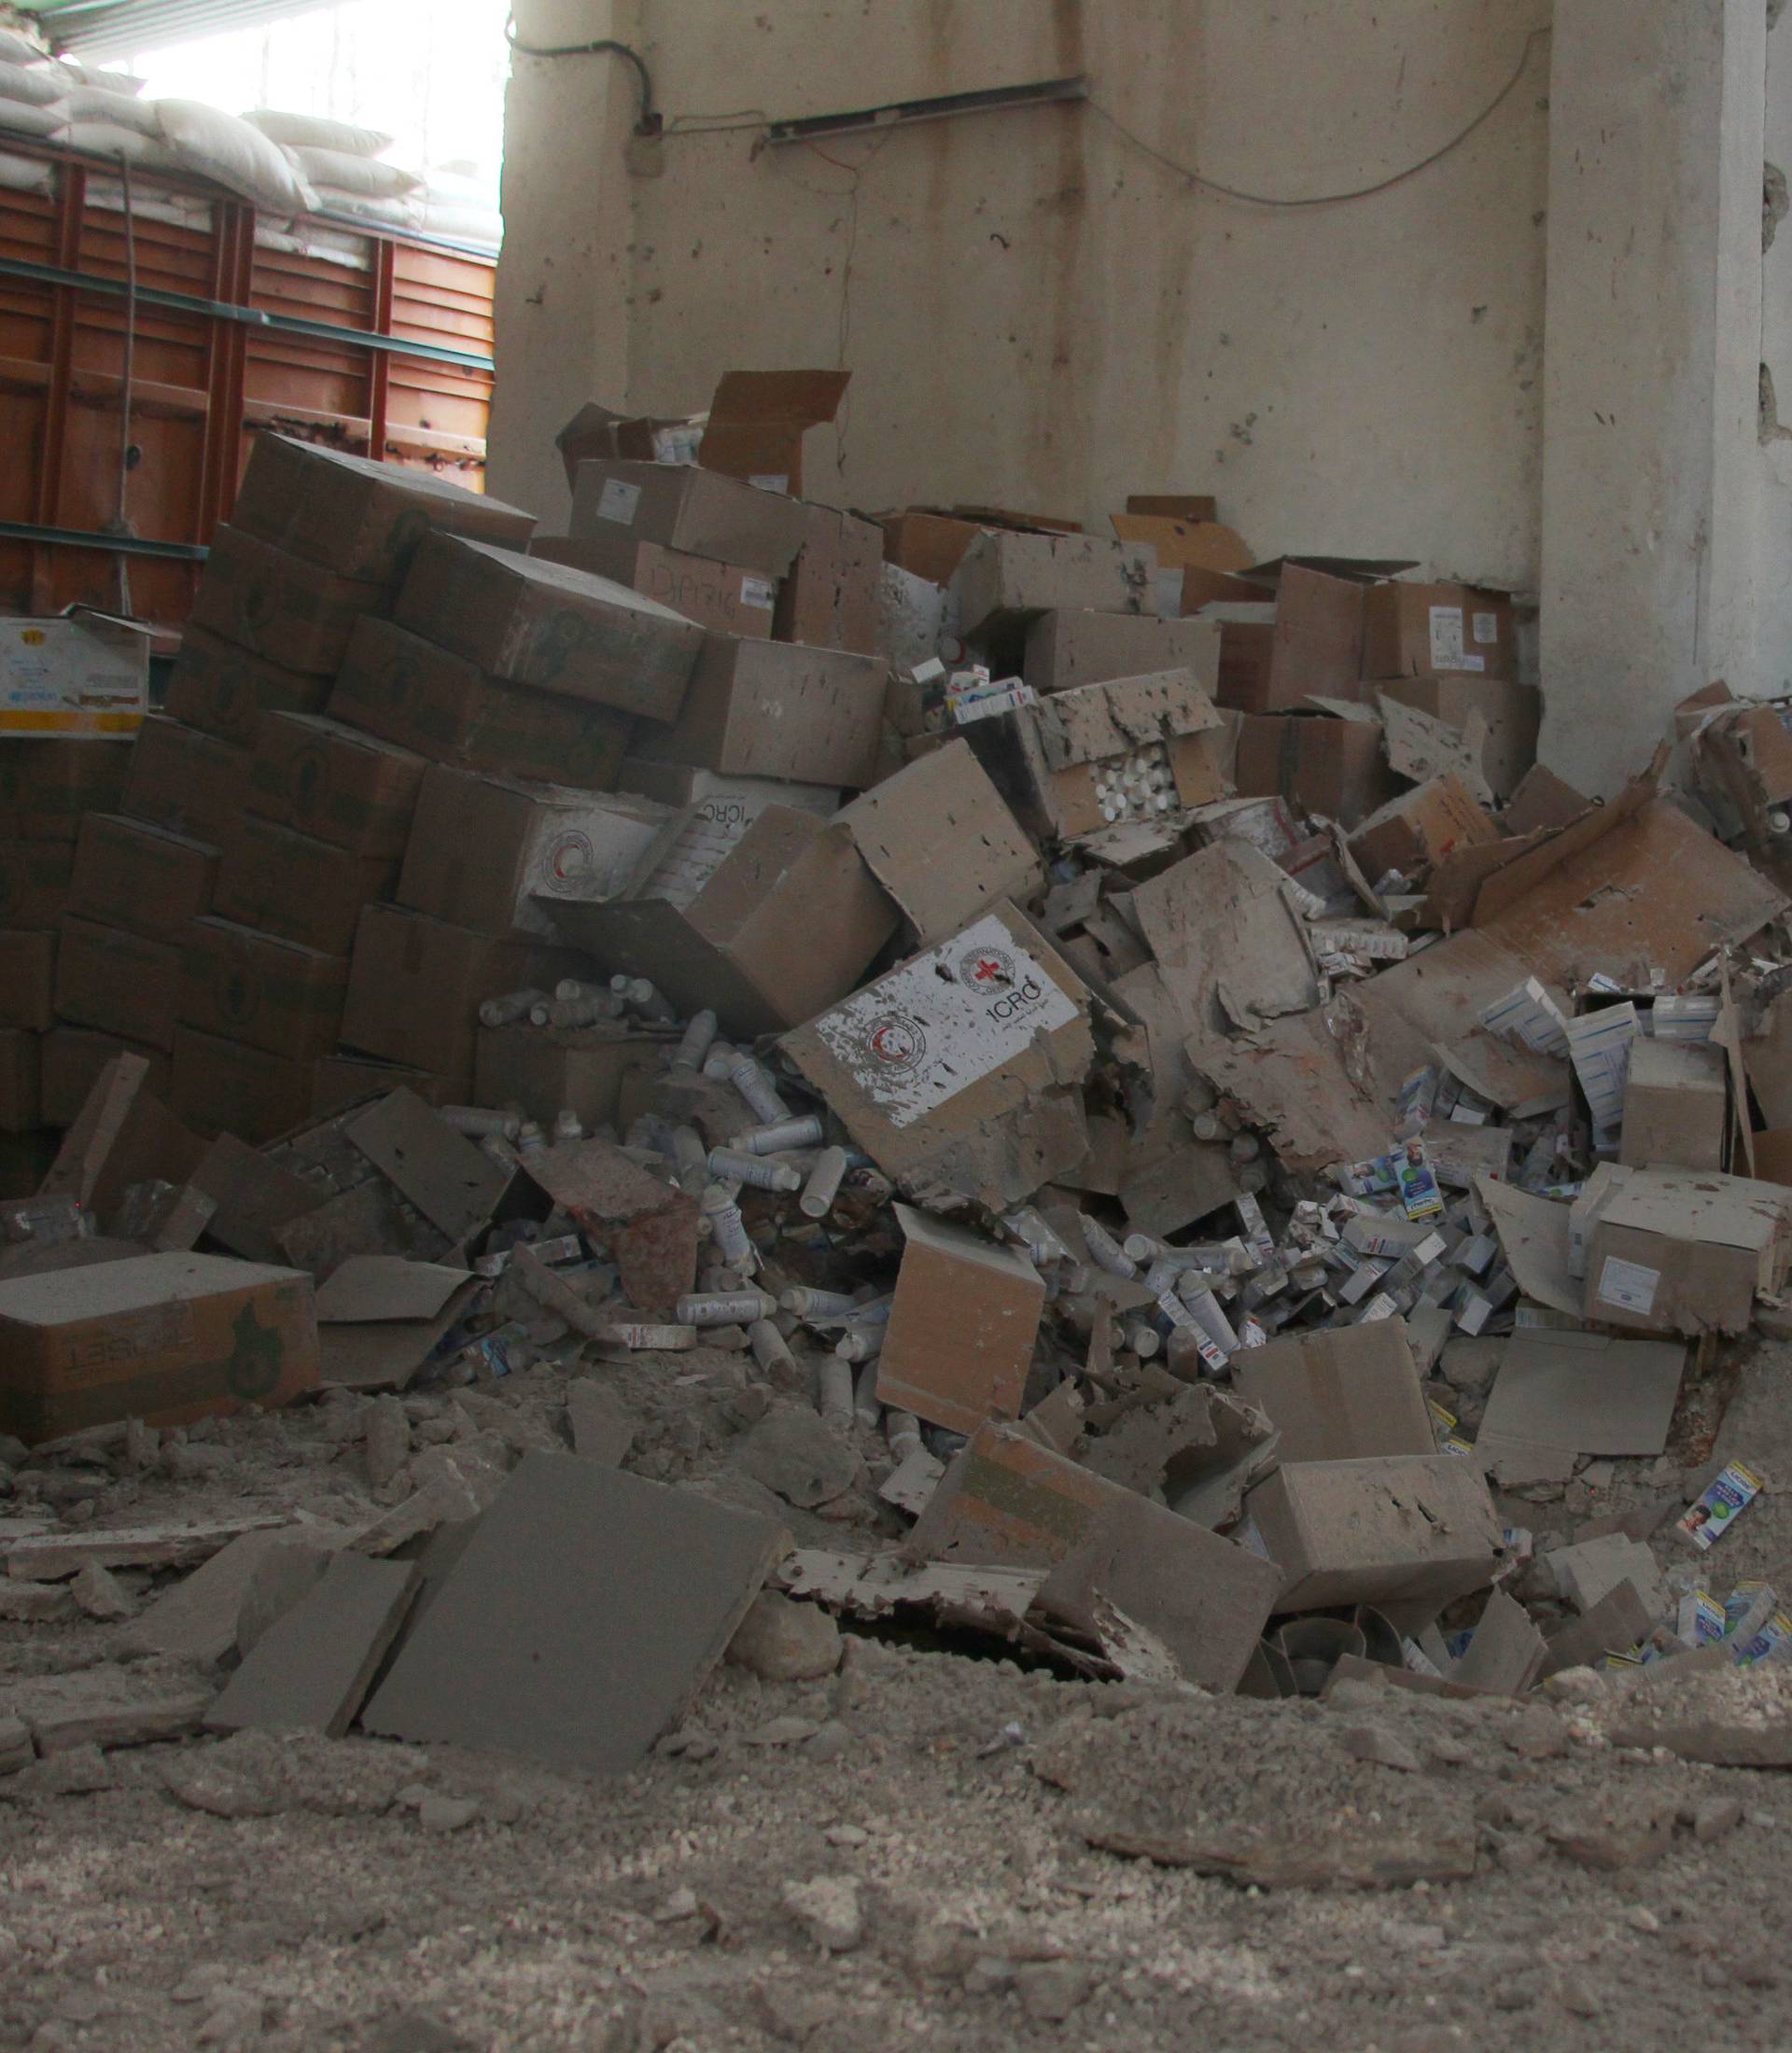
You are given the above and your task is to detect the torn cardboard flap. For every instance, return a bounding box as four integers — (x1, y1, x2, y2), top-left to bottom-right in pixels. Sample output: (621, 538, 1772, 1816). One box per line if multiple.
(1475, 1176, 1578, 1316)
(313, 1257, 475, 1324)
(1376, 694, 1495, 806)
(1133, 839, 1321, 1037)
(1477, 1327, 1687, 1458)
(1232, 1320, 1434, 1467)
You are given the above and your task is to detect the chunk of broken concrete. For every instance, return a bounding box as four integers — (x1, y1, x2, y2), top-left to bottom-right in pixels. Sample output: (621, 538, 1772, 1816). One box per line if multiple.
(733, 1408, 858, 1510)
(726, 1591, 842, 1682)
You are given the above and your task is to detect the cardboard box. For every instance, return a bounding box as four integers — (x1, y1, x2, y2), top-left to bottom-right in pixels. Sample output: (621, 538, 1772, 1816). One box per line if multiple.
(180, 918, 348, 1062)
(69, 814, 217, 942)
(475, 1023, 665, 1131)
(311, 1054, 454, 1118)
(214, 816, 397, 957)
(0, 1129, 56, 1199)
(951, 532, 1155, 637)
(246, 713, 427, 860)
(1212, 566, 1368, 714)
(328, 617, 632, 792)
(0, 1250, 319, 1444)
(557, 369, 848, 496)
(836, 740, 1041, 944)
(1022, 610, 1222, 697)
(1245, 1455, 1507, 1612)
(1620, 1039, 1728, 1173)
(614, 760, 839, 822)
(0, 838, 73, 930)
(875, 1205, 1045, 1435)
(1378, 677, 1541, 803)
(122, 717, 251, 847)
(230, 432, 535, 586)
(530, 535, 776, 639)
(340, 905, 586, 1082)
(1231, 713, 1399, 830)
(393, 532, 703, 723)
(162, 624, 332, 747)
(173, 1026, 313, 1145)
(627, 633, 886, 789)
(782, 903, 1096, 1209)
(1362, 580, 1518, 682)
(398, 767, 667, 940)
(960, 668, 1228, 842)
(903, 1423, 1282, 1693)
(544, 804, 897, 1038)
(879, 510, 985, 587)
(1111, 513, 1253, 576)
(567, 459, 807, 579)
(0, 610, 151, 737)
(1583, 1168, 1792, 1336)
(1232, 1320, 1434, 1467)
(0, 1027, 38, 1133)
(1125, 493, 1218, 522)
(39, 1026, 171, 1126)
(773, 504, 884, 656)
(56, 915, 183, 1050)
(0, 739, 130, 841)
(0, 930, 54, 1030)
(189, 525, 386, 677)
(1349, 774, 1503, 883)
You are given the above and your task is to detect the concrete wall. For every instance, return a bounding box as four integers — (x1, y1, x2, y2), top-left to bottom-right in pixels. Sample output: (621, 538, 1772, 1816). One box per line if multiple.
(492, 0, 1551, 592)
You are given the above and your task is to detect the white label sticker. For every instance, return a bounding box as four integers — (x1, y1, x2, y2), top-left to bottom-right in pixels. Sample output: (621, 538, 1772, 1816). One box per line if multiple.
(1473, 610, 1500, 645)
(811, 914, 1081, 1128)
(749, 472, 791, 495)
(1596, 1256, 1659, 1317)
(1428, 606, 1466, 670)
(740, 575, 777, 612)
(1458, 652, 1486, 672)
(595, 478, 641, 526)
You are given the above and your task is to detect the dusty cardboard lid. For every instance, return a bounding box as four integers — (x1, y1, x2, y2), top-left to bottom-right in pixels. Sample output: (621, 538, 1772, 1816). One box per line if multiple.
(0, 1250, 308, 1324)
(707, 369, 849, 430)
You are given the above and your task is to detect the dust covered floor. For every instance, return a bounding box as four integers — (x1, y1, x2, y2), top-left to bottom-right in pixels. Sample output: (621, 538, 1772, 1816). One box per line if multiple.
(5, 1344, 1792, 2052)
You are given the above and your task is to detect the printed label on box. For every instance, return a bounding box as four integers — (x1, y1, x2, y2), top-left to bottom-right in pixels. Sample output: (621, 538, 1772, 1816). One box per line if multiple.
(813, 913, 1080, 1128)
(1458, 653, 1486, 673)
(1596, 1256, 1659, 1316)
(740, 575, 777, 611)
(1428, 606, 1466, 670)
(595, 478, 641, 526)
(1473, 610, 1500, 645)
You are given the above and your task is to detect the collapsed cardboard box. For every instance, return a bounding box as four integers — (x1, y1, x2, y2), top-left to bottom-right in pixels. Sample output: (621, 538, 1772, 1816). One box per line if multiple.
(567, 459, 808, 579)
(532, 534, 777, 640)
(1232, 1321, 1434, 1466)
(189, 526, 385, 677)
(545, 803, 897, 1037)
(1583, 1167, 1792, 1336)
(1022, 609, 1221, 697)
(783, 903, 1095, 1208)
(398, 767, 667, 941)
(329, 618, 633, 792)
(557, 369, 849, 497)
(246, 713, 427, 861)
(626, 633, 886, 789)
(875, 1205, 1046, 1436)
(1245, 1455, 1506, 1613)
(0, 739, 130, 841)
(1349, 774, 1502, 884)
(230, 434, 536, 588)
(774, 504, 884, 656)
(960, 668, 1229, 843)
(1378, 677, 1540, 802)
(70, 814, 218, 942)
(1231, 712, 1399, 829)
(1360, 580, 1518, 682)
(0, 1250, 319, 1444)
(836, 740, 1041, 944)
(952, 532, 1156, 637)
(122, 717, 249, 847)
(394, 533, 704, 722)
(1619, 1039, 1728, 1172)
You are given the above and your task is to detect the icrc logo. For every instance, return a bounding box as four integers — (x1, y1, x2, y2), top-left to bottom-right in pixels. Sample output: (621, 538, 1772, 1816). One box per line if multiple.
(864, 1011, 928, 1076)
(956, 943, 1046, 1025)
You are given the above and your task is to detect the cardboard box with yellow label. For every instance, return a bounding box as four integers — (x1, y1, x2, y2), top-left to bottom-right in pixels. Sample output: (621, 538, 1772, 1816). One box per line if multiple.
(0, 611, 151, 739)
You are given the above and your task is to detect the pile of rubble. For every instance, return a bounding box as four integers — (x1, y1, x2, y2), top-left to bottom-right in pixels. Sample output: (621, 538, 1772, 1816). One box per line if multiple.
(5, 367, 1792, 1793)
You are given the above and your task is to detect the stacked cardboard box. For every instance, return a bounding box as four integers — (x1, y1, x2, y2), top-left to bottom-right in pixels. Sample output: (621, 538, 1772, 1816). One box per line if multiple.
(0, 740, 131, 1180)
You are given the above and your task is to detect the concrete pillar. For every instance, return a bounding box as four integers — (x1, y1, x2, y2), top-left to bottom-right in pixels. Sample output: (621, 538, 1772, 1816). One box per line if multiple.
(487, 0, 641, 521)
(1539, 0, 1767, 797)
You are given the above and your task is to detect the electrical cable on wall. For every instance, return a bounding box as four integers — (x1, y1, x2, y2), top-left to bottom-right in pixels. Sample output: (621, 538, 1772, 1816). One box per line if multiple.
(652, 25, 1552, 208)
(113, 155, 138, 618)
(504, 13, 659, 134)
